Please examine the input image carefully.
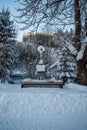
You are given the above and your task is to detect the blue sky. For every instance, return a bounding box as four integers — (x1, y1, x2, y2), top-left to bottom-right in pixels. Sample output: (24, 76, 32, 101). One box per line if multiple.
(0, 0, 28, 41)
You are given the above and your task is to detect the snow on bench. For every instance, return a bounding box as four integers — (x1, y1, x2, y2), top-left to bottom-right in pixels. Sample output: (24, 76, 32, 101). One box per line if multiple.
(21, 79, 63, 88)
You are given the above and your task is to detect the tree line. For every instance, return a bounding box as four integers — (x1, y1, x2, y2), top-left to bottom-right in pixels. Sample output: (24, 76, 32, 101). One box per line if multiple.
(22, 29, 73, 47)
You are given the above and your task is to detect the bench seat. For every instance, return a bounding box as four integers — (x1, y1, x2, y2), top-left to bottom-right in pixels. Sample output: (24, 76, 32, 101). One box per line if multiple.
(21, 81, 63, 88)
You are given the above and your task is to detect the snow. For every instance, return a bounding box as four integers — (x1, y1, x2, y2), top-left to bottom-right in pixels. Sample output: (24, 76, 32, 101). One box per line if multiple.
(64, 41, 77, 55)
(77, 45, 86, 61)
(0, 82, 87, 130)
(22, 78, 58, 83)
(36, 64, 46, 72)
(22, 79, 47, 83)
(39, 59, 44, 64)
(49, 60, 59, 69)
(11, 70, 27, 75)
(82, 36, 87, 44)
(22, 78, 32, 82)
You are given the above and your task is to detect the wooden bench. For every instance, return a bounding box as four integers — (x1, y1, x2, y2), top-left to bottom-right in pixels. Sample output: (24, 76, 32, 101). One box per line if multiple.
(21, 81, 63, 88)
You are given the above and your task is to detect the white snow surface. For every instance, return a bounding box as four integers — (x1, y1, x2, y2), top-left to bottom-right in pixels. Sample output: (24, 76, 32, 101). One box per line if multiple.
(0, 82, 87, 130)
(64, 41, 77, 55)
(36, 64, 46, 72)
(77, 44, 86, 61)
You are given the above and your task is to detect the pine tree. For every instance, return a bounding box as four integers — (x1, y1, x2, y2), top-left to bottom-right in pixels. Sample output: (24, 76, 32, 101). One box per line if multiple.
(56, 47, 77, 83)
(0, 8, 16, 83)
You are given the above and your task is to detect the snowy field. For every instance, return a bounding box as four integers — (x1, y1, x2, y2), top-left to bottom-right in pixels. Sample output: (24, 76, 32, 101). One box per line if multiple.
(0, 82, 87, 130)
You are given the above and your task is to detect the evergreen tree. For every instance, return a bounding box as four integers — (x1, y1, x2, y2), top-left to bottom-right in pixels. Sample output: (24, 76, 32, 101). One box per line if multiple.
(0, 8, 16, 83)
(57, 47, 77, 83)
(48, 47, 77, 83)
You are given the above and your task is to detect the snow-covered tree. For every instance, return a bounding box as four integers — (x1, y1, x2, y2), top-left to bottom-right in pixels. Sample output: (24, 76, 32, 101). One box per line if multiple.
(0, 8, 16, 83)
(58, 47, 77, 83)
(48, 47, 77, 83)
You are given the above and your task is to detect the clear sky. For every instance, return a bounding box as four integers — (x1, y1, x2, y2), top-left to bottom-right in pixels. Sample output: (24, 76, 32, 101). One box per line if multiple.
(0, 0, 28, 41)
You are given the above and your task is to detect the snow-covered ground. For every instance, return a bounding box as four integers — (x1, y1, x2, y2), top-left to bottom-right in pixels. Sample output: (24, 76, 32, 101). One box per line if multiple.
(0, 82, 87, 130)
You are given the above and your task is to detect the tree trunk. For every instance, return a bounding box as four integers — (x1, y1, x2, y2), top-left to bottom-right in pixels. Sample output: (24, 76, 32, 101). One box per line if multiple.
(74, 0, 82, 84)
(85, 14, 87, 36)
(74, 0, 81, 51)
